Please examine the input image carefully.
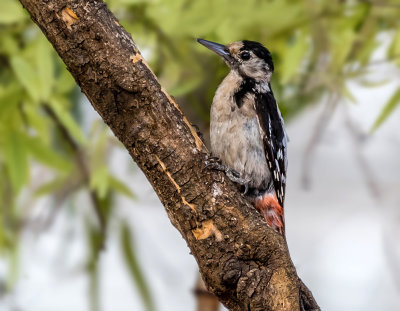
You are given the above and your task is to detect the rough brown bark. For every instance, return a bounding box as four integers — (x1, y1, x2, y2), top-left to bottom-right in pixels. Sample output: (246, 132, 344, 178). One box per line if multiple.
(19, 1, 320, 310)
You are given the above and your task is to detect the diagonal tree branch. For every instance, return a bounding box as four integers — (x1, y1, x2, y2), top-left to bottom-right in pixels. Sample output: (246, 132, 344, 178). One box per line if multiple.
(19, 1, 320, 310)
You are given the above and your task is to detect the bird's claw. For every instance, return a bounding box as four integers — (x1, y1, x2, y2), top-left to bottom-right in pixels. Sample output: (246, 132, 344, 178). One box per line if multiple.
(204, 161, 226, 173)
(204, 156, 249, 194)
(205, 155, 221, 163)
(230, 169, 241, 178)
(225, 169, 249, 194)
(204, 155, 222, 169)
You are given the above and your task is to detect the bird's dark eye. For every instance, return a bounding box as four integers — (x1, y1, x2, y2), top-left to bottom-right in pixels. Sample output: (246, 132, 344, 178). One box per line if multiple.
(240, 51, 251, 61)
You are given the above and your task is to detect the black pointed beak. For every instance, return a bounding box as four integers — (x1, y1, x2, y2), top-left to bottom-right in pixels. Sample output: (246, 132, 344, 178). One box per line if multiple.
(197, 38, 233, 63)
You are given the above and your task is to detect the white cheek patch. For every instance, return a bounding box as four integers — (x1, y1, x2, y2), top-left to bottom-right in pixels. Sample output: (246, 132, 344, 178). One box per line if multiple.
(241, 57, 271, 81)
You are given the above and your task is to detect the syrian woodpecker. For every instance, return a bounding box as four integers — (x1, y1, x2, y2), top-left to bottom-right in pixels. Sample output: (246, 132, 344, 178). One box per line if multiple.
(198, 39, 288, 235)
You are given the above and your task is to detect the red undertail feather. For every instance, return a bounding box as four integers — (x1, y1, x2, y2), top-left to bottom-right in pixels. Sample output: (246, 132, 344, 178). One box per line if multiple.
(255, 193, 285, 235)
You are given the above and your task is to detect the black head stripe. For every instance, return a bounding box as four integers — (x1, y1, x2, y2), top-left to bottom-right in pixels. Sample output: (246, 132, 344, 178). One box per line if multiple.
(233, 77, 255, 108)
(241, 40, 274, 72)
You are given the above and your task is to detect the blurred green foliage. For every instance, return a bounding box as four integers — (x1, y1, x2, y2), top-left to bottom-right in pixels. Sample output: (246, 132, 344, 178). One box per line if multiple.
(0, 0, 400, 310)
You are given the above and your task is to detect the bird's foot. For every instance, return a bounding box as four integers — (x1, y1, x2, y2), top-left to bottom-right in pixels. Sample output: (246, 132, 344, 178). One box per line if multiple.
(204, 156, 249, 194)
(225, 169, 249, 195)
(204, 155, 222, 165)
(204, 155, 224, 171)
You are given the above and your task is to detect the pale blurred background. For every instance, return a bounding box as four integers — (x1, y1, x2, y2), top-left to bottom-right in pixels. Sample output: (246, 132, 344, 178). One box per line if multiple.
(0, 0, 400, 311)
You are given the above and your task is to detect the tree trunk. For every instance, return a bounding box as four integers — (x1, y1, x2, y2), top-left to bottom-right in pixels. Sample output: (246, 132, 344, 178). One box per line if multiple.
(19, 1, 320, 310)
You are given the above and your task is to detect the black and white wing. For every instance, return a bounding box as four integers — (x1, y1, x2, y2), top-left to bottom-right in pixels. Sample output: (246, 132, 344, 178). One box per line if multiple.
(254, 88, 288, 207)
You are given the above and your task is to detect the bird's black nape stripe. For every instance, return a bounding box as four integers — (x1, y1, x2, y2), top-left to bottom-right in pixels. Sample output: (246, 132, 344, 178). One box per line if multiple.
(233, 77, 255, 108)
(241, 40, 274, 72)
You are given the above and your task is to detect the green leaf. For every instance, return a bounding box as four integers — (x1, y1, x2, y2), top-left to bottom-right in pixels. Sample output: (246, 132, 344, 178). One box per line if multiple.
(280, 32, 309, 83)
(109, 175, 135, 199)
(0, 213, 5, 252)
(388, 29, 400, 66)
(23, 104, 51, 144)
(89, 124, 109, 168)
(341, 86, 357, 104)
(330, 29, 356, 69)
(49, 98, 85, 144)
(10, 56, 40, 103)
(90, 166, 109, 199)
(357, 37, 378, 66)
(54, 68, 76, 94)
(37, 37, 54, 101)
(86, 225, 103, 311)
(359, 79, 390, 88)
(120, 223, 155, 311)
(24, 135, 73, 172)
(0, 35, 19, 55)
(3, 130, 29, 193)
(6, 239, 20, 289)
(0, 83, 22, 120)
(0, 0, 26, 25)
(35, 176, 69, 197)
(371, 88, 400, 132)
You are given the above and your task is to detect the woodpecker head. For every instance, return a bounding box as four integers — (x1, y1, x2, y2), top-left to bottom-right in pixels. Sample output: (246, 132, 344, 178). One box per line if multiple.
(197, 38, 274, 82)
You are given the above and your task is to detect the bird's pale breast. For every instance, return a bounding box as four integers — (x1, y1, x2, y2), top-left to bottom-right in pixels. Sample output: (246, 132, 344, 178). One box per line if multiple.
(210, 71, 271, 190)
